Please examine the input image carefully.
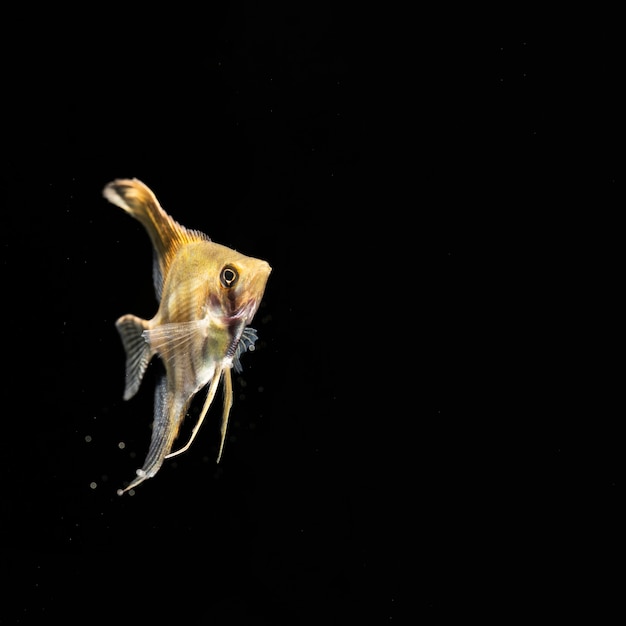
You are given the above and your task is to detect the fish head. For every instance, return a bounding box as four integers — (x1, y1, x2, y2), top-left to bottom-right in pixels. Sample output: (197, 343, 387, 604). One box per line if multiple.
(203, 242, 272, 326)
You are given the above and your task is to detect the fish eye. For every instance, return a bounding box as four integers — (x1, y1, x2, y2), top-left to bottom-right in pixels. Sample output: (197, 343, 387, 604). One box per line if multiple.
(220, 265, 239, 288)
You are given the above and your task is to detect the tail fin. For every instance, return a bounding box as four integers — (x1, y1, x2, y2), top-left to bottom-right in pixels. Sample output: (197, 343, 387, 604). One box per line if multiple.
(115, 314, 152, 400)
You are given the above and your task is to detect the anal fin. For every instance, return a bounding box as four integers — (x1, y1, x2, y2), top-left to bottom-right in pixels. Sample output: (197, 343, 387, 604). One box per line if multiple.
(117, 375, 185, 495)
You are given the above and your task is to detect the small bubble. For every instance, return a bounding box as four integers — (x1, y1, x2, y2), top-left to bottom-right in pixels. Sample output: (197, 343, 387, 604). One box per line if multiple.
(85, 435, 92, 443)
(118, 441, 126, 449)
(90, 482, 97, 490)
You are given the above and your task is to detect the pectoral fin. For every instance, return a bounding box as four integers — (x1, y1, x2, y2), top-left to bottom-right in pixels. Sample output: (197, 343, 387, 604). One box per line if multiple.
(143, 319, 208, 371)
(232, 326, 259, 374)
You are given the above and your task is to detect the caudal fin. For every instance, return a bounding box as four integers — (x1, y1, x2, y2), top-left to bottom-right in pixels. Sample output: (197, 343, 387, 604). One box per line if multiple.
(115, 314, 152, 400)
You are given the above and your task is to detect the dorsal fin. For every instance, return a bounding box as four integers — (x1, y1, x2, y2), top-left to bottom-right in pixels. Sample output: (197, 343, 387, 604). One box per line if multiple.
(103, 178, 209, 299)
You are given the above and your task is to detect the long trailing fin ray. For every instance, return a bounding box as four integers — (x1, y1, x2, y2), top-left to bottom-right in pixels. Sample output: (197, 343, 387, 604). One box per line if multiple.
(166, 366, 224, 459)
(216, 367, 234, 463)
(115, 314, 153, 400)
(102, 178, 209, 299)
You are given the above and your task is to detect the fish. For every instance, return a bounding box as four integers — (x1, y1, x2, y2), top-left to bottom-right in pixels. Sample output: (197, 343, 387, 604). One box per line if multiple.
(102, 178, 271, 495)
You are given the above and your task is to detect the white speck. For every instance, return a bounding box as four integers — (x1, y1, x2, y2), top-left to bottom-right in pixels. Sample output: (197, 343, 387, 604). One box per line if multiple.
(85, 435, 92, 443)
(118, 441, 126, 449)
(136, 469, 145, 477)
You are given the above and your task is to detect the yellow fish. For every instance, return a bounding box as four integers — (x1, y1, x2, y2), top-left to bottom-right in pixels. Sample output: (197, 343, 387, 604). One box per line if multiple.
(102, 178, 271, 495)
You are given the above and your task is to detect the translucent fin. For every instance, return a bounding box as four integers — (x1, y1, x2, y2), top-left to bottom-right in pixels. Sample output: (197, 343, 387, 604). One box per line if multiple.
(115, 314, 152, 400)
(143, 319, 208, 370)
(232, 326, 259, 374)
(117, 375, 187, 495)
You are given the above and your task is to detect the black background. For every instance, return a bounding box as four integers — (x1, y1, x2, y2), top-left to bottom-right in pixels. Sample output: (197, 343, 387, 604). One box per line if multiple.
(1, 8, 622, 625)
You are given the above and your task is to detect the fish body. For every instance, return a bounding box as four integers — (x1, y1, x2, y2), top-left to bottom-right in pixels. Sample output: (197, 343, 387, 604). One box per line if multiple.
(103, 178, 271, 494)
